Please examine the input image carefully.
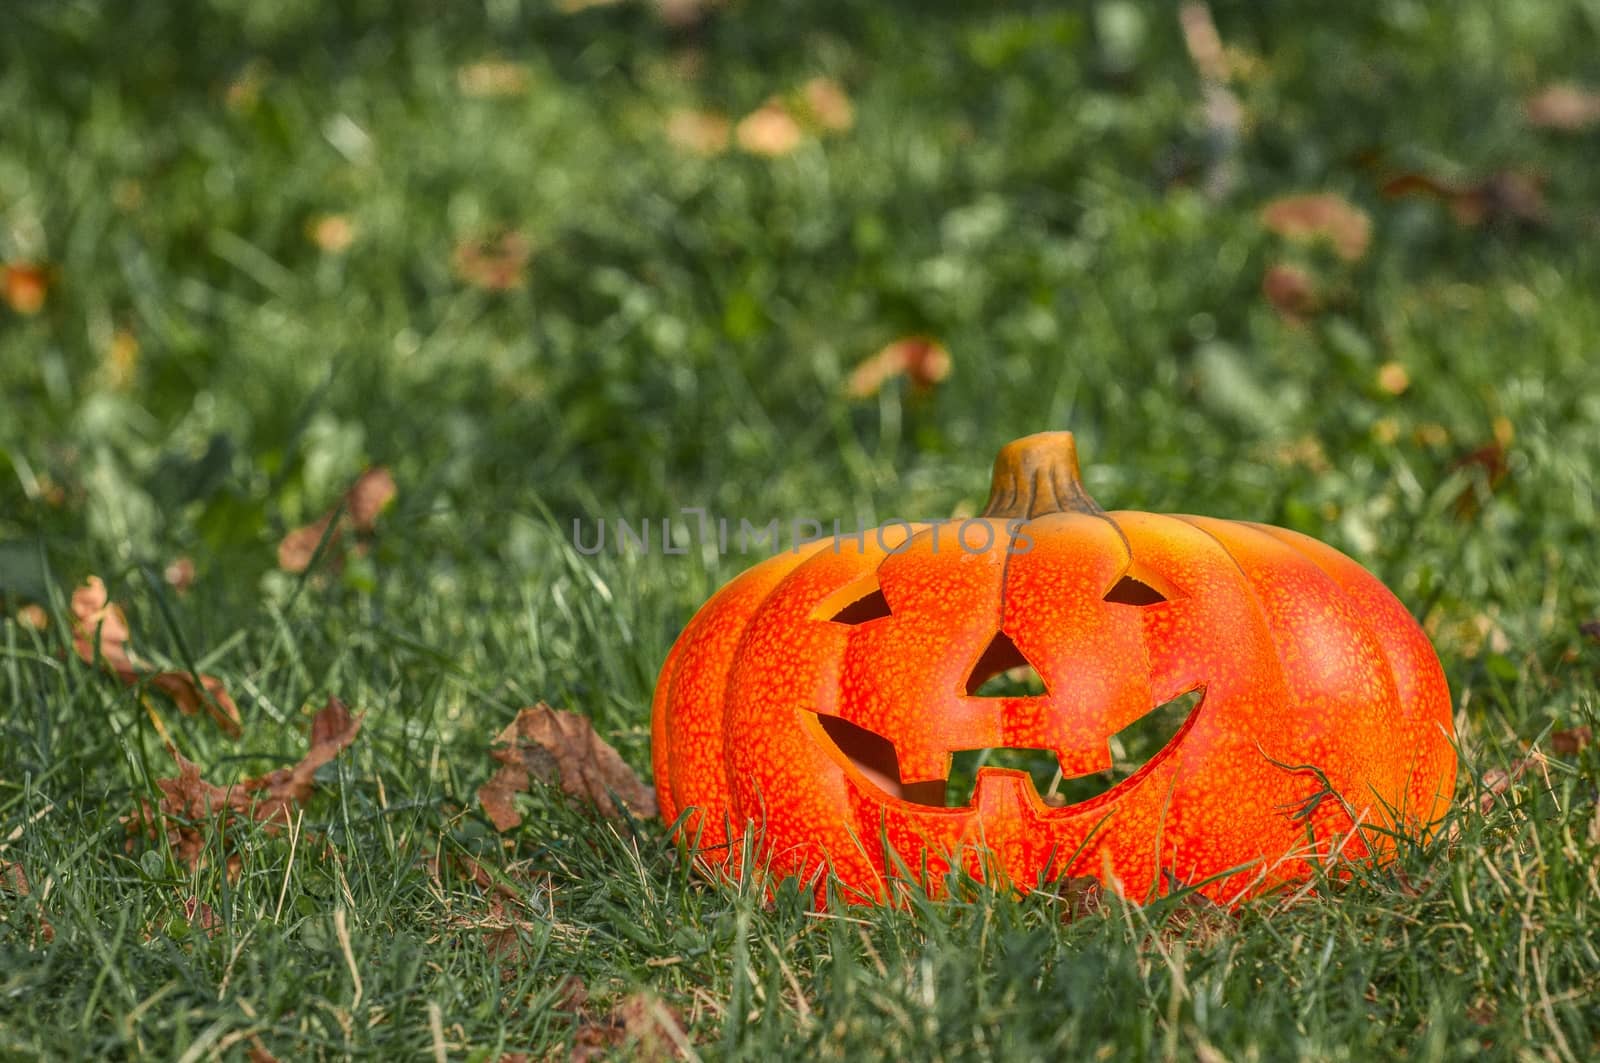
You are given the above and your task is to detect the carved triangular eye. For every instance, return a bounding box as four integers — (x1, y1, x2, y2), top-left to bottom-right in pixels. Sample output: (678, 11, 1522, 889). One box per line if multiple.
(829, 588, 892, 625)
(965, 631, 1047, 697)
(1103, 574, 1167, 606)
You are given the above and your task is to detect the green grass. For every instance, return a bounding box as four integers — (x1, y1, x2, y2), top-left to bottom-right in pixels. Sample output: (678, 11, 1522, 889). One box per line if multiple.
(3, 0, 1600, 1057)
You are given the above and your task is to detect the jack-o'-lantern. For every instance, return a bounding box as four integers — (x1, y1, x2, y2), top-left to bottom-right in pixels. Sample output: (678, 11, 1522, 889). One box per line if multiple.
(650, 432, 1455, 904)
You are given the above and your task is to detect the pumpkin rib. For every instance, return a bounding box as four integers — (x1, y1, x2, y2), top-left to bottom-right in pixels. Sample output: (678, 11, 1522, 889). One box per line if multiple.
(1241, 523, 1456, 829)
(1178, 516, 1411, 852)
(654, 540, 832, 847)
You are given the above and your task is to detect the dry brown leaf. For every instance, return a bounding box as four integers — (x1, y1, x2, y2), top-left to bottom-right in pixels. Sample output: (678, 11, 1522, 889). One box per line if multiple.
(1, 860, 29, 896)
(224, 61, 268, 111)
(181, 894, 222, 937)
(1261, 263, 1318, 320)
(1375, 361, 1410, 396)
(665, 108, 730, 155)
(308, 214, 356, 253)
(103, 328, 140, 390)
(1478, 752, 1546, 815)
(554, 975, 589, 1013)
(71, 576, 242, 736)
(3, 262, 49, 315)
(125, 698, 363, 872)
(0, 860, 54, 944)
(458, 60, 531, 99)
(1524, 83, 1600, 131)
(735, 102, 804, 157)
(453, 230, 532, 291)
(164, 556, 196, 595)
(478, 703, 657, 829)
(1449, 439, 1510, 518)
(1260, 194, 1371, 262)
(571, 993, 688, 1062)
(799, 77, 854, 133)
(345, 467, 397, 530)
(1178, 2, 1228, 82)
(846, 336, 952, 398)
(1551, 726, 1592, 756)
(1382, 170, 1546, 227)
(277, 515, 335, 573)
(277, 467, 396, 573)
(1178, 3, 1243, 199)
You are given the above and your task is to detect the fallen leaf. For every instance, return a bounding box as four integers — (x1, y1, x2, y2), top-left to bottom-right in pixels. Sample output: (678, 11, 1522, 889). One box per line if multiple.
(799, 77, 854, 133)
(1260, 194, 1371, 262)
(554, 976, 589, 1013)
(1376, 361, 1410, 396)
(3, 262, 49, 315)
(224, 61, 268, 111)
(846, 336, 952, 398)
(452, 230, 531, 291)
(1551, 726, 1591, 756)
(665, 108, 730, 155)
(0, 860, 54, 943)
(458, 60, 531, 99)
(277, 515, 335, 574)
(71, 576, 242, 736)
(572, 993, 689, 1062)
(181, 894, 222, 937)
(246, 1042, 281, 1063)
(308, 214, 357, 253)
(1413, 422, 1451, 448)
(616, 994, 690, 1059)
(1524, 83, 1600, 131)
(277, 467, 396, 573)
(654, 0, 711, 28)
(164, 557, 196, 595)
(1178, 3, 1243, 199)
(1178, 2, 1228, 82)
(1449, 439, 1509, 518)
(1382, 170, 1546, 227)
(735, 101, 804, 157)
(478, 703, 657, 829)
(103, 328, 140, 390)
(125, 698, 363, 872)
(345, 467, 397, 530)
(1478, 752, 1546, 815)
(0, 861, 28, 896)
(1261, 263, 1318, 320)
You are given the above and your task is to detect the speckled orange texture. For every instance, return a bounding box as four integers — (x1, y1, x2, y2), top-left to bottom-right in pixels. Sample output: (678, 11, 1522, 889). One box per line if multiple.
(650, 435, 1457, 906)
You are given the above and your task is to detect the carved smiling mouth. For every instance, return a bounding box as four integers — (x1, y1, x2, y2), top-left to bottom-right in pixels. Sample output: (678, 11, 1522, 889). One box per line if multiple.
(813, 686, 1205, 810)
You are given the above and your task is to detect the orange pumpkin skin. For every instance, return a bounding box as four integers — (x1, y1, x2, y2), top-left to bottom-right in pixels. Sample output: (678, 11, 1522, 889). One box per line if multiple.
(651, 433, 1456, 905)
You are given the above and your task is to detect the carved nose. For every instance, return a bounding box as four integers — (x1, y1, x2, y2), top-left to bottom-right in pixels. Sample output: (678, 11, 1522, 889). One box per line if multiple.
(964, 631, 1048, 697)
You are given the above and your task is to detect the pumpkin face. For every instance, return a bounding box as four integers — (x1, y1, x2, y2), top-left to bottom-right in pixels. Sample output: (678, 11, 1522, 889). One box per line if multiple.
(651, 433, 1456, 904)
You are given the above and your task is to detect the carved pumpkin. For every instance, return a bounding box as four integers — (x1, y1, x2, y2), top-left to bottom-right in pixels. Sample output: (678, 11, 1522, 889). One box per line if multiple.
(651, 432, 1455, 904)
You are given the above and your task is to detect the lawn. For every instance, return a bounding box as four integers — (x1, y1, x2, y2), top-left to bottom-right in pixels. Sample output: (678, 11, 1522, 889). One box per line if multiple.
(3, 0, 1599, 1058)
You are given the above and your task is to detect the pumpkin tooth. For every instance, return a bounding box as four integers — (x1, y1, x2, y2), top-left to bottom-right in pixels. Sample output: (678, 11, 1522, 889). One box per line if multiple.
(894, 747, 954, 787)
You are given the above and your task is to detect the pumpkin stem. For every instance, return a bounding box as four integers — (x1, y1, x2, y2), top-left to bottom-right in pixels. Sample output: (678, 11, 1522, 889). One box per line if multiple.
(980, 432, 1105, 519)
